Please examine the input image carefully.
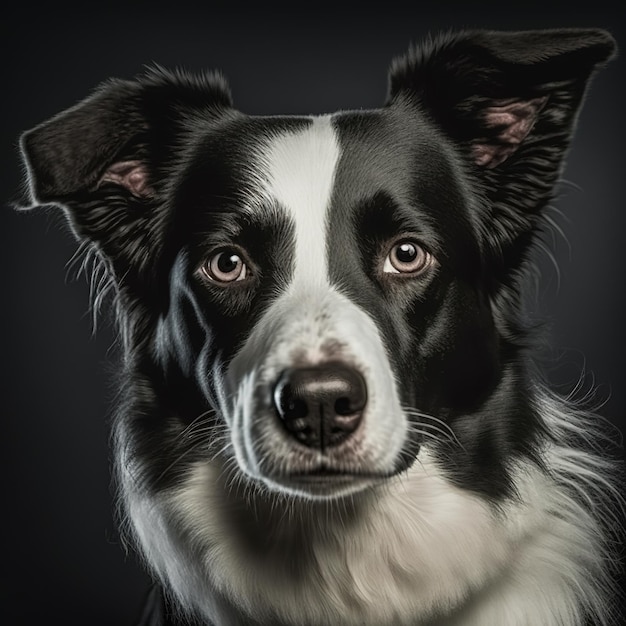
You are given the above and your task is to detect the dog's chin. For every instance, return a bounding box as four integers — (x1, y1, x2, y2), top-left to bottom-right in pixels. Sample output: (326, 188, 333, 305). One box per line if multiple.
(260, 470, 389, 500)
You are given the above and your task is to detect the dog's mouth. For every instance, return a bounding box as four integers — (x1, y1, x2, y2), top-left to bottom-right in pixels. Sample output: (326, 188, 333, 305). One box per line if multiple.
(267, 466, 392, 498)
(289, 468, 359, 483)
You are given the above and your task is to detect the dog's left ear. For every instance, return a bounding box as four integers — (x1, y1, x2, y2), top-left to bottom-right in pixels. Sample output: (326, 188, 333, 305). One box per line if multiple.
(388, 28, 616, 264)
(18, 67, 233, 284)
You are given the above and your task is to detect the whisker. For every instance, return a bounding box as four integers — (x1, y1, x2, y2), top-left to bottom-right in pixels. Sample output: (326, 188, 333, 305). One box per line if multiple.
(543, 212, 572, 258)
(402, 407, 466, 451)
(534, 237, 562, 293)
(151, 448, 198, 487)
(175, 409, 215, 443)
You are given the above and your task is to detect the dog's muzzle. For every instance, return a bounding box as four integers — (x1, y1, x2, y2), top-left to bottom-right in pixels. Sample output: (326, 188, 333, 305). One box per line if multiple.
(273, 363, 367, 450)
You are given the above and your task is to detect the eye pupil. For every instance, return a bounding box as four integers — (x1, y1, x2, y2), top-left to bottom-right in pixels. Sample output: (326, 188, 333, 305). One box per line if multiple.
(217, 253, 240, 274)
(395, 243, 417, 263)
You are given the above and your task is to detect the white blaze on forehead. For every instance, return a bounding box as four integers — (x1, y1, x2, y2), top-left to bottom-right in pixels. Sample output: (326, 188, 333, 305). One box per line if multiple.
(256, 116, 340, 287)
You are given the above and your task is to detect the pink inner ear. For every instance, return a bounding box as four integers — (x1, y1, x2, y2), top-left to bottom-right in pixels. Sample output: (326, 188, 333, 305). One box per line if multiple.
(472, 96, 548, 169)
(100, 160, 153, 197)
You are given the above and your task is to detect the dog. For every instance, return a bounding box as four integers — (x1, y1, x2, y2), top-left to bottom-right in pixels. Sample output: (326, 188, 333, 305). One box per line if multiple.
(18, 27, 622, 626)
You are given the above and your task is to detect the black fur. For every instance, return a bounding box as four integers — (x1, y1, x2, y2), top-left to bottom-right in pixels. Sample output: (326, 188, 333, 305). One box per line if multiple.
(18, 28, 620, 626)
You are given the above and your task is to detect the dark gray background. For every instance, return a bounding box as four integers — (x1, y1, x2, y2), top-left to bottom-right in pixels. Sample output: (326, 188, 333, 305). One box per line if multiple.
(3, 3, 624, 625)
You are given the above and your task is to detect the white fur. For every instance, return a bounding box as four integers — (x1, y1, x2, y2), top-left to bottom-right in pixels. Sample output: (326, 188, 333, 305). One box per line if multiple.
(118, 119, 620, 626)
(225, 286, 408, 493)
(254, 116, 338, 289)
(121, 390, 619, 625)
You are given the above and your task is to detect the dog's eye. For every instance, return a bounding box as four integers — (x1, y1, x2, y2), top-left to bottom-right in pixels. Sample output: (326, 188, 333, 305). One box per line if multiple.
(202, 249, 248, 284)
(383, 240, 433, 275)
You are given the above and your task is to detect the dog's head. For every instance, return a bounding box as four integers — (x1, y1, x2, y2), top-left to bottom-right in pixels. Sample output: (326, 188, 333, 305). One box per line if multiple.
(19, 29, 615, 507)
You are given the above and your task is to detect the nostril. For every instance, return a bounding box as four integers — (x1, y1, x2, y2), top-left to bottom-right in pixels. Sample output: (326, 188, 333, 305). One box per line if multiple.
(335, 395, 361, 416)
(273, 378, 308, 420)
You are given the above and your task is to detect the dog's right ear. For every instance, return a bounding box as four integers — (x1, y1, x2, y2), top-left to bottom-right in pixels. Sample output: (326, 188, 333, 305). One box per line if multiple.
(18, 67, 232, 277)
(386, 28, 616, 282)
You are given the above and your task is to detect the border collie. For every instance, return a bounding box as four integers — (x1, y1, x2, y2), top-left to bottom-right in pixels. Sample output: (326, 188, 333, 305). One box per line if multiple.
(18, 28, 622, 626)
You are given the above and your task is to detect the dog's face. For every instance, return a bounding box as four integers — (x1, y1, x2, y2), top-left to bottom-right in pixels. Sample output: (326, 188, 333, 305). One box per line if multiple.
(19, 30, 615, 509)
(159, 106, 498, 501)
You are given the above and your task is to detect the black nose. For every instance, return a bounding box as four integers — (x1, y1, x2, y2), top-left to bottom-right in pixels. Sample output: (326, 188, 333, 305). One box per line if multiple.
(273, 364, 367, 449)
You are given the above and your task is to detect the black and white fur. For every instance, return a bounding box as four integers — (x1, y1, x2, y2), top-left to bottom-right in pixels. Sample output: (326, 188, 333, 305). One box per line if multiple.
(18, 28, 623, 625)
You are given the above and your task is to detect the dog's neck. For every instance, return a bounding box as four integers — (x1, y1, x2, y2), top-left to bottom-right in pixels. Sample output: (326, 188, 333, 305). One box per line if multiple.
(128, 448, 591, 626)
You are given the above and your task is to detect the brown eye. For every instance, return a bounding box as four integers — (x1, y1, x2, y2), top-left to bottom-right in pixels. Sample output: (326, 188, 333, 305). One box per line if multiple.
(203, 249, 248, 284)
(383, 240, 432, 275)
